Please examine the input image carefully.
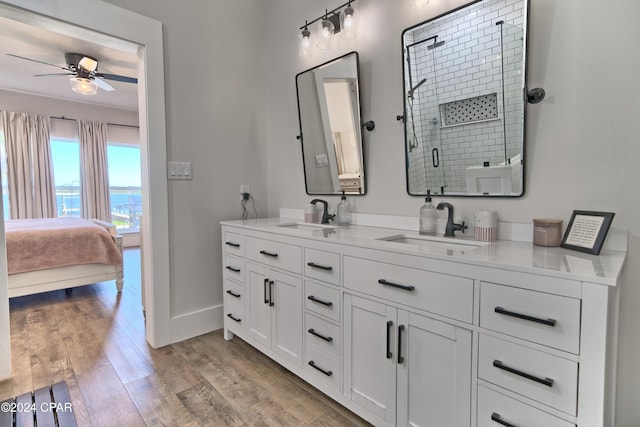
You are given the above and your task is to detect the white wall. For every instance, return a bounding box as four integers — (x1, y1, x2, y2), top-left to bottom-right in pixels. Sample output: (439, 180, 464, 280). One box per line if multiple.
(265, 0, 640, 425)
(101, 0, 268, 333)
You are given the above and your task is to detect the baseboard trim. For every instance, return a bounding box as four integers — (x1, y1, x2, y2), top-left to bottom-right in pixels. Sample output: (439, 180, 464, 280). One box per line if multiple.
(170, 304, 224, 343)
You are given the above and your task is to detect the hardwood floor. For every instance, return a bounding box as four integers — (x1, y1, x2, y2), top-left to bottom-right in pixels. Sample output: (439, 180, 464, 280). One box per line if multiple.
(1, 249, 370, 426)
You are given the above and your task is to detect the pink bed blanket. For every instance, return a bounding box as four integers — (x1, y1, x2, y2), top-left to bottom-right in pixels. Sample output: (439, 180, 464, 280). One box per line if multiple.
(5, 217, 122, 274)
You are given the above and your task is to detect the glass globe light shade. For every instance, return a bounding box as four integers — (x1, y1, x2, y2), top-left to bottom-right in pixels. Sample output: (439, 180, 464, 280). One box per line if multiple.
(316, 19, 334, 50)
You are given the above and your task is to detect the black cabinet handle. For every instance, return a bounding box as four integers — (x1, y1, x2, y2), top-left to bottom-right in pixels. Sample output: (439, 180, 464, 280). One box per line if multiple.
(226, 313, 241, 323)
(263, 278, 269, 304)
(308, 328, 333, 342)
(226, 290, 241, 298)
(307, 262, 333, 271)
(492, 360, 554, 387)
(386, 321, 393, 359)
(307, 295, 333, 307)
(491, 413, 517, 427)
(259, 250, 278, 258)
(397, 325, 405, 364)
(378, 279, 415, 292)
(308, 360, 333, 377)
(269, 280, 274, 307)
(225, 241, 240, 248)
(494, 307, 557, 327)
(226, 266, 241, 273)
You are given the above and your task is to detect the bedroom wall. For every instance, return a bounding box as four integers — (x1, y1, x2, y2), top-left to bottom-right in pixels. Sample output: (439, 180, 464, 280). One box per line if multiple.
(264, 0, 640, 425)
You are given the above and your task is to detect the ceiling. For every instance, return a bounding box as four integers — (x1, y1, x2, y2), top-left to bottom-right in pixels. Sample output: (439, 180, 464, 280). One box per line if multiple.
(0, 14, 139, 112)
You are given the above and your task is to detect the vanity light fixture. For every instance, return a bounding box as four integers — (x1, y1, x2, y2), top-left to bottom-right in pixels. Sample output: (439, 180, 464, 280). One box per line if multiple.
(410, 0, 430, 8)
(299, 0, 358, 53)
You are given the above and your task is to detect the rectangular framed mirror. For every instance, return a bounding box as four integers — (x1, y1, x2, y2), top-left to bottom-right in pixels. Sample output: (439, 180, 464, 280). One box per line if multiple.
(402, 0, 528, 197)
(296, 51, 366, 195)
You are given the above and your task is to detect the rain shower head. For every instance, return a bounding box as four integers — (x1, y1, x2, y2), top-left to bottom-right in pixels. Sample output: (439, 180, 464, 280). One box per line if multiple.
(427, 40, 445, 50)
(408, 78, 427, 99)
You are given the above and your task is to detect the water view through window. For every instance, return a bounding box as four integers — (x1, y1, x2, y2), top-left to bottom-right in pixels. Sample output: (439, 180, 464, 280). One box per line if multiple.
(49, 139, 142, 232)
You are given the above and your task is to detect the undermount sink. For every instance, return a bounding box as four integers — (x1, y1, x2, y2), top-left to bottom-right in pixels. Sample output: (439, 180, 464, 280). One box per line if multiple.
(377, 234, 489, 256)
(275, 222, 337, 231)
(273, 222, 338, 237)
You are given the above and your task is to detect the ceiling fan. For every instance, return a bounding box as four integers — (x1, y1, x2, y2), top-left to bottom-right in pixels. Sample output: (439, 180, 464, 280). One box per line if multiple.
(6, 52, 137, 95)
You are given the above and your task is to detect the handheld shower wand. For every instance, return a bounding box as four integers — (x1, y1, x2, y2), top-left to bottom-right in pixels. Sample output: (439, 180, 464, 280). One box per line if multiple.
(408, 78, 427, 99)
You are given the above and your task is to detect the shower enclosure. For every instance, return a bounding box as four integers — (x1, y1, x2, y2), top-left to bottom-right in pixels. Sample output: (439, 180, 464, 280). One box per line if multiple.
(403, 1, 525, 196)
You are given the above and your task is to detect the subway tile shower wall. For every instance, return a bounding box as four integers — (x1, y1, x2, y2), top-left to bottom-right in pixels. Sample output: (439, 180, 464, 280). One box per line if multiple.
(406, 0, 524, 194)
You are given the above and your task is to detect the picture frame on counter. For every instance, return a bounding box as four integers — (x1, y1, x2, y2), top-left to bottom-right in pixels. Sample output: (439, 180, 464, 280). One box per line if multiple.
(561, 210, 615, 255)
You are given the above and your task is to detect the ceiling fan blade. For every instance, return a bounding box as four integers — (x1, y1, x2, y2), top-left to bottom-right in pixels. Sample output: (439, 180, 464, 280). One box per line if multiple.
(34, 73, 74, 77)
(96, 73, 138, 84)
(93, 77, 115, 92)
(7, 53, 71, 72)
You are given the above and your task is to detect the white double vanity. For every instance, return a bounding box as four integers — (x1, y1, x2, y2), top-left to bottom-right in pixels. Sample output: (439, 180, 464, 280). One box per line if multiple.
(220, 217, 626, 427)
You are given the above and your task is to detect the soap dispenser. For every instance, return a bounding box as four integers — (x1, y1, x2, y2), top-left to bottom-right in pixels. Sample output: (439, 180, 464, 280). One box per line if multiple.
(419, 190, 437, 235)
(337, 191, 352, 226)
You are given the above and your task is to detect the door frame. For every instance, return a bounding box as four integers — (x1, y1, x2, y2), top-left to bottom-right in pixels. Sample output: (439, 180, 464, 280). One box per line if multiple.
(0, 0, 172, 378)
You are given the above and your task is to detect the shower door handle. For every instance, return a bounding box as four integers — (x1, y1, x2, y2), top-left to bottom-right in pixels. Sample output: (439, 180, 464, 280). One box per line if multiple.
(432, 148, 439, 168)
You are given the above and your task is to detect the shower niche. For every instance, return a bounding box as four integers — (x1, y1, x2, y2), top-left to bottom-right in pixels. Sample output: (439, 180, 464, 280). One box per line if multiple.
(402, 0, 528, 197)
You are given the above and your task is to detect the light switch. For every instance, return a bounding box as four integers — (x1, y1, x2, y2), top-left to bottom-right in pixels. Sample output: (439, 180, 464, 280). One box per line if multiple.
(167, 162, 192, 180)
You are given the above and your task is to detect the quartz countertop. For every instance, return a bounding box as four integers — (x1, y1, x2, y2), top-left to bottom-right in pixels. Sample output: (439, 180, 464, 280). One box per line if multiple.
(221, 217, 627, 286)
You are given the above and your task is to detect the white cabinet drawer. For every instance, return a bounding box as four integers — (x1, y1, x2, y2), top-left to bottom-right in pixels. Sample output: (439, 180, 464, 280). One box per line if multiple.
(223, 254, 245, 282)
(304, 248, 340, 286)
(478, 335, 578, 416)
(304, 280, 341, 322)
(224, 279, 245, 333)
(480, 282, 581, 354)
(344, 256, 473, 323)
(477, 385, 575, 427)
(224, 231, 245, 257)
(305, 343, 340, 392)
(305, 313, 340, 359)
(246, 237, 302, 274)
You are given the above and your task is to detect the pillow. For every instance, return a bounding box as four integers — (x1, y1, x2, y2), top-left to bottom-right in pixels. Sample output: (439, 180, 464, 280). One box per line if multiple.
(90, 219, 119, 236)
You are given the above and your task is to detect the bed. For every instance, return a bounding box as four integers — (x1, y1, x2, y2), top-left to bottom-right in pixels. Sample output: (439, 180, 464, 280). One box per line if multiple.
(5, 217, 124, 298)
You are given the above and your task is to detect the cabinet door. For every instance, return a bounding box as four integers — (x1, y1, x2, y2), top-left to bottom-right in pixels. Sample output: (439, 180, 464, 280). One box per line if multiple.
(344, 294, 397, 425)
(271, 270, 303, 366)
(246, 262, 272, 348)
(397, 311, 472, 427)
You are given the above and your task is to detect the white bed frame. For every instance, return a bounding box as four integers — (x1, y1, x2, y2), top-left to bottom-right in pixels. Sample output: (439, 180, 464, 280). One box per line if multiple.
(7, 233, 124, 298)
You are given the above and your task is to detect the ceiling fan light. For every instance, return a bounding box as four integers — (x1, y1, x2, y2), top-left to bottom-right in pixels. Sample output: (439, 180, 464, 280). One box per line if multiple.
(70, 77, 98, 95)
(78, 56, 98, 72)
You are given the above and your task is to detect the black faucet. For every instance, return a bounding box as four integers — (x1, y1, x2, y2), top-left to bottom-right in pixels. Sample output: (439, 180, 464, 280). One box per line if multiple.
(436, 202, 467, 237)
(310, 199, 335, 224)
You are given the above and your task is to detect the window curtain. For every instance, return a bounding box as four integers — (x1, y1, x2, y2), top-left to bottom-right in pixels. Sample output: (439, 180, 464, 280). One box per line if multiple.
(79, 120, 111, 222)
(1, 110, 57, 219)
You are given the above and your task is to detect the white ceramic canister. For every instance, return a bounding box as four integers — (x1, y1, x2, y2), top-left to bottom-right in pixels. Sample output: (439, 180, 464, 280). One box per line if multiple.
(474, 210, 498, 242)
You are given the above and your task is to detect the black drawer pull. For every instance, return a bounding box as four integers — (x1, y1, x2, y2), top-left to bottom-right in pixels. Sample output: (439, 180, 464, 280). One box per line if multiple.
(491, 413, 517, 427)
(308, 328, 333, 342)
(492, 360, 554, 387)
(307, 295, 333, 307)
(226, 290, 241, 298)
(386, 321, 393, 359)
(307, 262, 333, 271)
(259, 250, 278, 258)
(494, 307, 557, 327)
(308, 360, 333, 377)
(269, 280, 274, 307)
(378, 279, 415, 292)
(226, 313, 241, 323)
(263, 278, 269, 304)
(225, 266, 241, 273)
(397, 324, 405, 364)
(225, 241, 240, 248)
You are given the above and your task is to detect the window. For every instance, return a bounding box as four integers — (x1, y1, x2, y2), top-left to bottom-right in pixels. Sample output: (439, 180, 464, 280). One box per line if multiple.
(50, 139, 81, 217)
(107, 143, 141, 232)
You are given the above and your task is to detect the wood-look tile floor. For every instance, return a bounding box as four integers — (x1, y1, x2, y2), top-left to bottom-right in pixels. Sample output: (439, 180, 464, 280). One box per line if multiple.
(1, 249, 370, 426)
